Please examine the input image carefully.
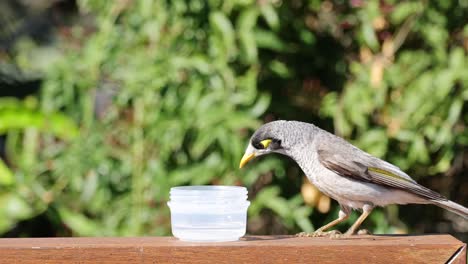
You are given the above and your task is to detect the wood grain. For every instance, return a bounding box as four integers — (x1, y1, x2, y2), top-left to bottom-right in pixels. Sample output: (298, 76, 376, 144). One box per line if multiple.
(0, 235, 465, 264)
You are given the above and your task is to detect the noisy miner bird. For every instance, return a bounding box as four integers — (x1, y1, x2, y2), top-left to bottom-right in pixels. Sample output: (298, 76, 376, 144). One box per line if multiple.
(239, 120, 468, 237)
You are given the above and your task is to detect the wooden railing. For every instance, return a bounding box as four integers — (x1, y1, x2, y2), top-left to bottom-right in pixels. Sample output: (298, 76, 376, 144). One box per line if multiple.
(0, 235, 465, 263)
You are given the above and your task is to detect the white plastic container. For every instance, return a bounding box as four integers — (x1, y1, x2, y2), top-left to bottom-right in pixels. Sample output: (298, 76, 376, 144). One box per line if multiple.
(167, 186, 250, 242)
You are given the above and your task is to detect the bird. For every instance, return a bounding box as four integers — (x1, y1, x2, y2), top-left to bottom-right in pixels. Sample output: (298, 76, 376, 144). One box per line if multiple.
(239, 120, 468, 237)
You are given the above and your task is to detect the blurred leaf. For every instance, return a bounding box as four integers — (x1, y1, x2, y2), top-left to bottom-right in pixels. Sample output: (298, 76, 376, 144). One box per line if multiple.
(0, 160, 14, 186)
(408, 135, 429, 163)
(255, 29, 288, 52)
(58, 208, 101, 236)
(0, 194, 34, 228)
(249, 93, 271, 117)
(390, 2, 423, 24)
(361, 23, 379, 51)
(293, 206, 314, 232)
(210, 12, 236, 57)
(256, 186, 291, 219)
(260, 4, 279, 31)
(355, 129, 388, 158)
(269, 60, 291, 78)
(0, 109, 78, 140)
(237, 8, 259, 63)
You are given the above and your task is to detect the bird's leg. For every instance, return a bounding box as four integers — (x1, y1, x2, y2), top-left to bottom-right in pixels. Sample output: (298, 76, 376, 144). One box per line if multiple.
(296, 208, 349, 237)
(344, 204, 373, 236)
(315, 210, 349, 233)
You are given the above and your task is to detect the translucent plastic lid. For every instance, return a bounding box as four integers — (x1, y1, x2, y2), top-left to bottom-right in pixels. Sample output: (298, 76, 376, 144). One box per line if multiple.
(169, 185, 248, 202)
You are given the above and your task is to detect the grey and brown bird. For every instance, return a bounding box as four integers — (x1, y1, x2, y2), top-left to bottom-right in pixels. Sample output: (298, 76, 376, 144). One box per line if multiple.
(239, 120, 468, 236)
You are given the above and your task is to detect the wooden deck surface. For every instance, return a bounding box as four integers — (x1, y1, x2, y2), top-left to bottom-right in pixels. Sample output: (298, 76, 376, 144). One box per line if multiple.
(0, 235, 465, 263)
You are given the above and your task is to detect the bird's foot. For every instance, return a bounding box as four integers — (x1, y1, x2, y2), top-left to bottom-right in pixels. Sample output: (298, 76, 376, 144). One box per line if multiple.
(357, 229, 372, 235)
(296, 230, 342, 238)
(343, 229, 372, 237)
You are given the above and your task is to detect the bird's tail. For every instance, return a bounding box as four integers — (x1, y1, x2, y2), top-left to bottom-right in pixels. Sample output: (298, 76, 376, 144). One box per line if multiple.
(432, 200, 468, 219)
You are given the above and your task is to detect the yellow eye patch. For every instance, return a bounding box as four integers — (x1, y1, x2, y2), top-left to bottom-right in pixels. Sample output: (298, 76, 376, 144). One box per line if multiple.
(260, 139, 272, 148)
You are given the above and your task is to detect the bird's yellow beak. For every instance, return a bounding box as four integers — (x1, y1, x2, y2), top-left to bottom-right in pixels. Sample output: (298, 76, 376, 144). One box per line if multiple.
(239, 152, 256, 169)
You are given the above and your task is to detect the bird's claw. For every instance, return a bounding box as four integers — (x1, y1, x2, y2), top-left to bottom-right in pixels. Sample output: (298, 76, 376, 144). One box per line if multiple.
(296, 228, 371, 238)
(296, 230, 342, 238)
(357, 229, 372, 235)
(343, 228, 372, 236)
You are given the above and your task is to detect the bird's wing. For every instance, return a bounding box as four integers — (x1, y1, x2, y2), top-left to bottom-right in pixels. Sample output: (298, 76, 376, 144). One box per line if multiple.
(317, 139, 446, 201)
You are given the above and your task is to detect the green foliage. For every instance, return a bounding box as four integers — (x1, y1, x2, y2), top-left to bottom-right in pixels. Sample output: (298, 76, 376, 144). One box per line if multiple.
(0, 0, 467, 239)
(319, 1, 468, 177)
(1, 0, 308, 236)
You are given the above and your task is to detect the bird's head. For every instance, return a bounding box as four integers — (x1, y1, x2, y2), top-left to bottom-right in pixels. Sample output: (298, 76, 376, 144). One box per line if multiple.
(239, 120, 313, 168)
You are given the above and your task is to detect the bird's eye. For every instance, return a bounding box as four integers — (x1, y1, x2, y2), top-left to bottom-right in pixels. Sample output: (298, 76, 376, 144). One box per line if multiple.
(253, 139, 268, 149)
(253, 138, 281, 150)
(253, 142, 264, 149)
